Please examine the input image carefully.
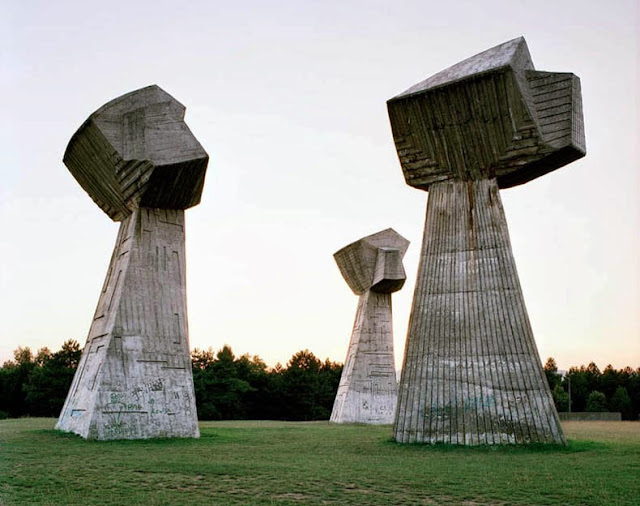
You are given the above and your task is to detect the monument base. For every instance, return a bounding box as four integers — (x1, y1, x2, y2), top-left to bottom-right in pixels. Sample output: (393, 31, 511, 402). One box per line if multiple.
(55, 208, 199, 440)
(394, 179, 565, 444)
(331, 290, 398, 424)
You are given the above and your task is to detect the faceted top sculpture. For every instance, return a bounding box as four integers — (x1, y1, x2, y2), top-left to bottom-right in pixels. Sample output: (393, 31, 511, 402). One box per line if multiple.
(63, 84, 209, 221)
(388, 37, 585, 189)
(333, 228, 409, 295)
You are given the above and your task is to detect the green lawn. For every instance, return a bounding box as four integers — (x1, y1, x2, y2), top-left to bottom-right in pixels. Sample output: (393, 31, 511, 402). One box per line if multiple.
(1, 419, 638, 505)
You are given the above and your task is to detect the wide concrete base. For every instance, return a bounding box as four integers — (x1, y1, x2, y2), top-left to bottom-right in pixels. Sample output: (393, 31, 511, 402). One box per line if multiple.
(393, 179, 565, 445)
(56, 208, 199, 440)
(331, 290, 398, 424)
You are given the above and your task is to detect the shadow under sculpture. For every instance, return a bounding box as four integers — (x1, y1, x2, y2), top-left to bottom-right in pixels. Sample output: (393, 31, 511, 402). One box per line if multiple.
(55, 85, 208, 440)
(331, 229, 409, 424)
(388, 37, 585, 444)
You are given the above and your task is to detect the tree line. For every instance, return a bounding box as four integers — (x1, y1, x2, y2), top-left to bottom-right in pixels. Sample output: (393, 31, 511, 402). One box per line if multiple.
(544, 358, 640, 420)
(0, 341, 342, 421)
(1, 341, 638, 421)
(190, 346, 342, 420)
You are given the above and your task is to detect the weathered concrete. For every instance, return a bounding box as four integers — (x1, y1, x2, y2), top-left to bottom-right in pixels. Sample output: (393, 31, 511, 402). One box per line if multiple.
(389, 37, 585, 190)
(56, 86, 207, 440)
(63, 85, 208, 221)
(388, 37, 586, 445)
(331, 229, 409, 424)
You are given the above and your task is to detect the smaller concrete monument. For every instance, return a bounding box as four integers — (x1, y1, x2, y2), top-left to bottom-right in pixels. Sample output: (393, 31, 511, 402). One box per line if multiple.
(330, 229, 409, 424)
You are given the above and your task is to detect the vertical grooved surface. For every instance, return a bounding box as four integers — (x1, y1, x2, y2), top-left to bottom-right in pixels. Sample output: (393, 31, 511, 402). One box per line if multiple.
(393, 179, 565, 445)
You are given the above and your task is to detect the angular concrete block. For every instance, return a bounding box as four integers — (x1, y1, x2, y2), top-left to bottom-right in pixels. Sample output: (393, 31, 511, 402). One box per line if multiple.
(371, 248, 406, 294)
(334, 228, 409, 295)
(64, 85, 208, 221)
(388, 37, 585, 190)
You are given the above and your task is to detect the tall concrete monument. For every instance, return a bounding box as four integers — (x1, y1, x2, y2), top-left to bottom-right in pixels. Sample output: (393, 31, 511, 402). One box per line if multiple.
(56, 85, 208, 440)
(388, 37, 585, 444)
(331, 229, 409, 424)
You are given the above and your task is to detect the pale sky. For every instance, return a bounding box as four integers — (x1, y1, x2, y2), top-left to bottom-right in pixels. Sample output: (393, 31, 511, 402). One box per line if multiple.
(1, 0, 638, 371)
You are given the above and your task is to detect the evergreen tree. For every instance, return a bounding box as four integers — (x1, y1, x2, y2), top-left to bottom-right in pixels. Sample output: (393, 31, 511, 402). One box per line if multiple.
(600, 365, 619, 401)
(609, 386, 632, 418)
(24, 340, 80, 417)
(551, 383, 569, 412)
(0, 347, 36, 417)
(566, 366, 589, 412)
(585, 390, 608, 412)
(544, 357, 561, 390)
(191, 345, 253, 420)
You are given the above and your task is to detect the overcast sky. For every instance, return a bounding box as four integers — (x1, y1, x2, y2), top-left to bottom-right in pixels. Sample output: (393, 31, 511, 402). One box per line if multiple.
(2, 0, 638, 371)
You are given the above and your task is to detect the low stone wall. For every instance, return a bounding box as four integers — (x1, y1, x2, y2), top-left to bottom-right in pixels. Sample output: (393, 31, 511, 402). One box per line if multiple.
(558, 412, 621, 421)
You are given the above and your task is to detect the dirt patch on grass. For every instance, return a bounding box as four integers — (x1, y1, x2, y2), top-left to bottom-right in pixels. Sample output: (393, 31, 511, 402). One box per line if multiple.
(273, 492, 313, 501)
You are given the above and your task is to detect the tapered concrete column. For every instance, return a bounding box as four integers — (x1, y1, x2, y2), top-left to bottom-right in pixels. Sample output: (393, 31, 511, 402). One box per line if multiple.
(331, 229, 409, 424)
(331, 290, 396, 423)
(56, 208, 198, 439)
(394, 179, 563, 444)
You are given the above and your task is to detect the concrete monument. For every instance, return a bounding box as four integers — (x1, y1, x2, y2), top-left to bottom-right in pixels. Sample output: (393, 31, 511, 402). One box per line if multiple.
(55, 85, 208, 440)
(388, 37, 585, 444)
(331, 229, 409, 424)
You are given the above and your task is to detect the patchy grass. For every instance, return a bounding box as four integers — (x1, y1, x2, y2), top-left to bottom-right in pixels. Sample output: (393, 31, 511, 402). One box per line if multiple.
(1, 419, 638, 505)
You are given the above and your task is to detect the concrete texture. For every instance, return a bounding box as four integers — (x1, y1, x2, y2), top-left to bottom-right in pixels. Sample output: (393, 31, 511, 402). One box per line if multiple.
(388, 38, 585, 445)
(388, 37, 585, 190)
(331, 229, 409, 424)
(63, 85, 208, 222)
(56, 86, 207, 440)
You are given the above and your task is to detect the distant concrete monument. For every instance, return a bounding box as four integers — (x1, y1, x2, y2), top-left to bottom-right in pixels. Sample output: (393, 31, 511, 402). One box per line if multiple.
(388, 37, 585, 444)
(330, 229, 409, 424)
(56, 85, 208, 440)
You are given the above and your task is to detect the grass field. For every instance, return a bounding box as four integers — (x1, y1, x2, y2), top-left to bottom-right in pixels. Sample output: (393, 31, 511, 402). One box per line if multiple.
(1, 419, 638, 505)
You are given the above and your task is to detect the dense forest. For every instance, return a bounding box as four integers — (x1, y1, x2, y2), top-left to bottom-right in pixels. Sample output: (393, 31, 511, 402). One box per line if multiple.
(190, 346, 342, 420)
(1, 340, 638, 421)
